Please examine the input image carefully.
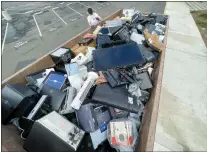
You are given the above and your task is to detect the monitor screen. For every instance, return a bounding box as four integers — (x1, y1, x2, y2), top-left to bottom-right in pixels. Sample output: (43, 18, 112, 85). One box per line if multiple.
(93, 42, 145, 71)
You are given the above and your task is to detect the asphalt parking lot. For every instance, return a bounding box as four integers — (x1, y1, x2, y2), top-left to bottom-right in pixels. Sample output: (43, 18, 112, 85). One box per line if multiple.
(1, 1, 166, 81)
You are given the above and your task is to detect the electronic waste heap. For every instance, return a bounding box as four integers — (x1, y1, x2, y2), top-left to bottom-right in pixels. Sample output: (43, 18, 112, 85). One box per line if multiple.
(2, 8, 168, 152)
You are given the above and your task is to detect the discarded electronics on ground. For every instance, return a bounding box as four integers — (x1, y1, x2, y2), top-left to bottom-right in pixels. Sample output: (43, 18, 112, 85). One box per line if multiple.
(2, 9, 168, 152)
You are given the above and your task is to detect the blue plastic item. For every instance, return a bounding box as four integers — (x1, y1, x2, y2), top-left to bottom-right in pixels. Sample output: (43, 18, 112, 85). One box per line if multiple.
(44, 72, 66, 90)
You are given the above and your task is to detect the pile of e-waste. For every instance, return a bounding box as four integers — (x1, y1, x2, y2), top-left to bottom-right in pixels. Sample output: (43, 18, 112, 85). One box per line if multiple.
(2, 8, 168, 152)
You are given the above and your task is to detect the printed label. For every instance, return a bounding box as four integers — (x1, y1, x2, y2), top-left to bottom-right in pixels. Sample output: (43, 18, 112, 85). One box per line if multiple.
(110, 121, 133, 146)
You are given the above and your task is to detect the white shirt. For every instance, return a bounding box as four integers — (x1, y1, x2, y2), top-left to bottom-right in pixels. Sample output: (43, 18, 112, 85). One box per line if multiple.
(87, 13, 100, 26)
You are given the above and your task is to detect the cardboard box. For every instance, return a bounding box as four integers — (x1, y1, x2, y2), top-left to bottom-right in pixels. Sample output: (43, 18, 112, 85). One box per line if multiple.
(72, 46, 88, 56)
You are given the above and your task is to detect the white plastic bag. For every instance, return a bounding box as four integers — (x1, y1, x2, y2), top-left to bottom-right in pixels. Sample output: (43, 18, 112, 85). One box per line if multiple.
(107, 119, 138, 152)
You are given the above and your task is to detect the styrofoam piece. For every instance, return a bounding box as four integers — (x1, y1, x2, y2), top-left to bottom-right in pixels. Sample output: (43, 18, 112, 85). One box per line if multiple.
(123, 9, 135, 17)
(71, 72, 98, 110)
(71, 53, 88, 66)
(85, 47, 95, 62)
(79, 65, 88, 80)
(66, 64, 88, 92)
(68, 74, 84, 92)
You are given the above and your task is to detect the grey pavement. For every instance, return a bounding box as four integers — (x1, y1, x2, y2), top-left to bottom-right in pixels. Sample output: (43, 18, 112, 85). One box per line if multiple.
(154, 2, 207, 151)
(186, 2, 207, 11)
(1, 1, 166, 81)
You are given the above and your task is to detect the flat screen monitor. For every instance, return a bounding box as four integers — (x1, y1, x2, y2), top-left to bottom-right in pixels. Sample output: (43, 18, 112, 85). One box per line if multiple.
(93, 42, 145, 71)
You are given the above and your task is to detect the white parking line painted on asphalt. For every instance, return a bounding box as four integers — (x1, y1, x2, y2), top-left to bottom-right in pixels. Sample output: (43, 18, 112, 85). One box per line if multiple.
(78, 2, 96, 11)
(17, 10, 34, 14)
(44, 6, 51, 9)
(24, 10, 34, 14)
(95, 2, 106, 7)
(33, 11, 43, 37)
(68, 2, 77, 5)
(66, 3, 84, 17)
(2, 22, 9, 54)
(70, 18, 78, 22)
(52, 7, 68, 25)
(4, 6, 15, 10)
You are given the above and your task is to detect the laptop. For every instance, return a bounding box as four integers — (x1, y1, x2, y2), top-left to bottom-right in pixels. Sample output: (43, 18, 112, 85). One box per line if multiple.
(92, 83, 140, 113)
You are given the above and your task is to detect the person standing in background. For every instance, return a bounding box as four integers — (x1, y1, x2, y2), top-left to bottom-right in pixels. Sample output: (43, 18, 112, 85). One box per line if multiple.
(87, 8, 102, 29)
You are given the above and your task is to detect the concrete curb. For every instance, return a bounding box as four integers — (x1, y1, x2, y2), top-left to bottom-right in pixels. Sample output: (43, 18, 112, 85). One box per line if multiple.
(154, 2, 207, 151)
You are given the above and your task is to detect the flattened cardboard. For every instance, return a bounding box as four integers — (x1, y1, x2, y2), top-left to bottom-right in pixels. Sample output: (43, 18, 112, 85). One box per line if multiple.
(72, 46, 88, 56)
(143, 29, 165, 52)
